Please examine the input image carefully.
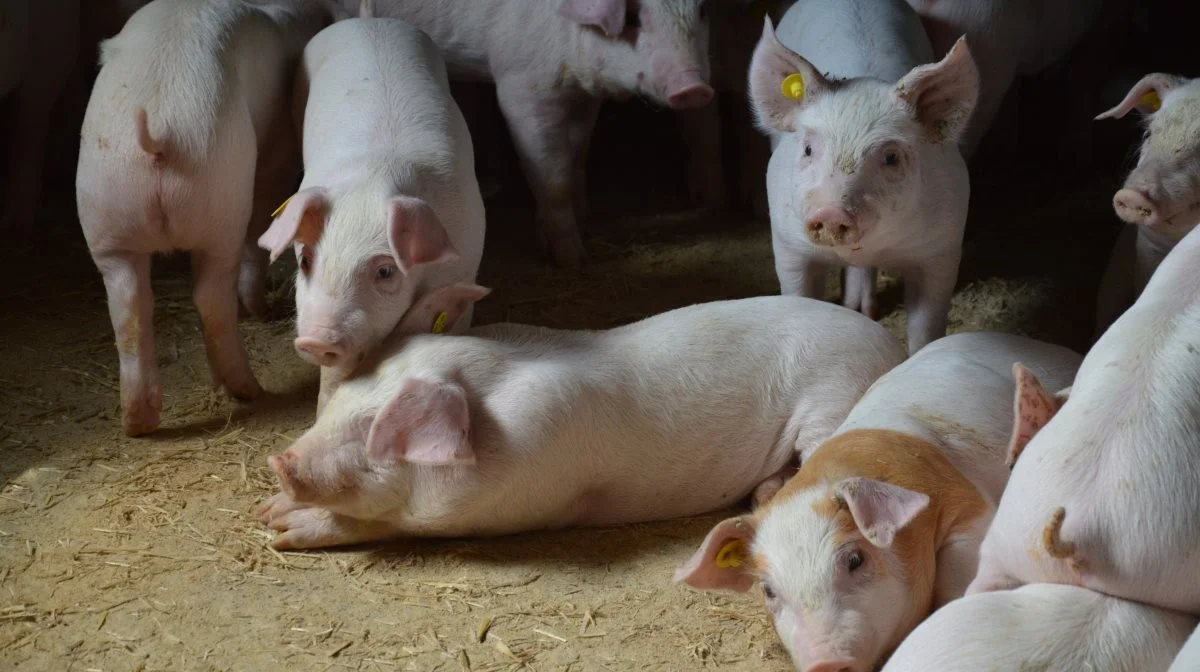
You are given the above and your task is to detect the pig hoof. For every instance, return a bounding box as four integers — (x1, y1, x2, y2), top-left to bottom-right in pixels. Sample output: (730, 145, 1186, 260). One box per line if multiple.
(121, 403, 161, 437)
(547, 235, 588, 269)
(225, 376, 263, 401)
(269, 507, 336, 551)
(256, 492, 302, 523)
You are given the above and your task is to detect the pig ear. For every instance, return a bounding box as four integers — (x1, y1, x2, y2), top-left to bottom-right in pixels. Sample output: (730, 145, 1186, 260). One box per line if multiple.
(558, 0, 625, 37)
(395, 282, 491, 335)
(835, 477, 930, 548)
(674, 515, 758, 592)
(1005, 363, 1067, 469)
(387, 196, 459, 274)
(748, 17, 832, 133)
(1096, 73, 1183, 120)
(366, 378, 474, 466)
(258, 187, 330, 263)
(894, 36, 980, 144)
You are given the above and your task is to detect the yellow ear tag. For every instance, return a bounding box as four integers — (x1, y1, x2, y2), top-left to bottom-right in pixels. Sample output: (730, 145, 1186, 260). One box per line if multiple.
(271, 194, 294, 218)
(715, 540, 746, 569)
(781, 73, 805, 101)
(1139, 90, 1162, 112)
(431, 311, 449, 335)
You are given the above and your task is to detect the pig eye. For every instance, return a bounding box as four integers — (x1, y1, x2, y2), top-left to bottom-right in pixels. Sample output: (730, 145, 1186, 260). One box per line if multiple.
(884, 151, 899, 167)
(625, 10, 641, 30)
(804, 144, 813, 157)
(299, 250, 313, 274)
(847, 551, 864, 572)
(376, 265, 397, 281)
(762, 582, 777, 600)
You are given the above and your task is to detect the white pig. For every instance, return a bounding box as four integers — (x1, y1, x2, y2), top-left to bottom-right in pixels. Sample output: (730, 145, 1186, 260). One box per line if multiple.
(676, 332, 1081, 672)
(966, 221, 1200, 615)
(344, 0, 715, 268)
(76, 0, 336, 436)
(752, 1, 979, 355)
(1171, 624, 1200, 672)
(257, 17, 486, 416)
(882, 584, 1197, 672)
(1095, 74, 1200, 336)
(256, 292, 906, 550)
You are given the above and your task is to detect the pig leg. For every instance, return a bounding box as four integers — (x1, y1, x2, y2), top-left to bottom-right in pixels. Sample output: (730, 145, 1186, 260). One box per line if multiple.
(732, 106, 770, 219)
(1094, 225, 1136, 340)
(567, 98, 601, 232)
(751, 465, 798, 509)
(256, 491, 305, 523)
(775, 245, 832, 299)
(95, 250, 162, 437)
(268, 506, 399, 550)
(241, 106, 302, 319)
(678, 103, 726, 209)
(933, 528, 987, 607)
(191, 248, 263, 400)
(1133, 228, 1174, 297)
(843, 265, 878, 319)
(495, 80, 587, 267)
(902, 259, 959, 354)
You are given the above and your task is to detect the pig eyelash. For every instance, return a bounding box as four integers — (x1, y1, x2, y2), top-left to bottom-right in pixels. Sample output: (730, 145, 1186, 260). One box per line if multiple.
(298, 249, 314, 274)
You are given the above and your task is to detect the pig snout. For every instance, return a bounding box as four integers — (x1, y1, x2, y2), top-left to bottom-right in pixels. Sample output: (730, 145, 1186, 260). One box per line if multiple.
(294, 332, 348, 367)
(1113, 188, 1161, 227)
(666, 69, 714, 110)
(805, 206, 861, 247)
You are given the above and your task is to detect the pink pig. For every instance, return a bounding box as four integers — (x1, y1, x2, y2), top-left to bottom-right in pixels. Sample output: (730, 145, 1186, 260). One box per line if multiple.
(76, 0, 337, 436)
(257, 15, 486, 416)
(967, 220, 1200, 616)
(343, 0, 714, 267)
(676, 332, 1081, 672)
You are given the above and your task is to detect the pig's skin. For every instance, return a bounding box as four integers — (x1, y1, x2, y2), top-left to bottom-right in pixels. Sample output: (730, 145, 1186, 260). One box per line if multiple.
(258, 294, 906, 551)
(259, 18, 485, 416)
(883, 584, 1197, 672)
(676, 332, 1081, 672)
(76, 0, 333, 436)
(968, 223, 1200, 615)
(2, 0, 79, 239)
(344, 0, 713, 268)
(1170, 623, 1200, 672)
(756, 0, 977, 355)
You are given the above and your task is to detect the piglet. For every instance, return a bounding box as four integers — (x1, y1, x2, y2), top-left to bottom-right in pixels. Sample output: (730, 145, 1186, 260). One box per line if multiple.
(258, 16, 486, 416)
(677, 332, 1081, 672)
(883, 583, 1196, 672)
(256, 292, 906, 550)
(967, 221, 1200, 615)
(347, 0, 714, 267)
(752, 0, 979, 354)
(1095, 73, 1200, 336)
(76, 0, 336, 436)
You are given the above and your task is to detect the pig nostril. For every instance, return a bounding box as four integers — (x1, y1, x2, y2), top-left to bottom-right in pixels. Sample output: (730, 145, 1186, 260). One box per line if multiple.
(810, 221, 824, 232)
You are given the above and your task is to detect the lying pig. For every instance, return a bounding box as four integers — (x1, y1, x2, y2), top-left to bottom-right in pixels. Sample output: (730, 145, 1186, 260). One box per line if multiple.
(966, 222, 1200, 615)
(677, 332, 1081, 672)
(345, 0, 714, 268)
(76, 0, 336, 436)
(1171, 624, 1200, 672)
(258, 16, 486, 416)
(883, 583, 1197, 672)
(753, 0, 979, 354)
(256, 292, 906, 550)
(1095, 73, 1200, 336)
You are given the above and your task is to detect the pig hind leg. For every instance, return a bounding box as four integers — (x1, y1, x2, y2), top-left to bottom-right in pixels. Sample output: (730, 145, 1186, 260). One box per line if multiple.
(567, 99, 602, 232)
(95, 250, 162, 437)
(843, 265, 878, 319)
(191, 247, 262, 400)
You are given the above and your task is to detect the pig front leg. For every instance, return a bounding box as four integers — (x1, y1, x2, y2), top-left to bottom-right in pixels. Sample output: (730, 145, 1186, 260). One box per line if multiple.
(191, 248, 263, 400)
(495, 80, 587, 267)
(567, 98, 602, 232)
(774, 241, 832, 299)
(843, 265, 878, 319)
(96, 251, 162, 436)
(266, 506, 399, 550)
(902, 256, 959, 354)
(933, 528, 988, 607)
(678, 104, 726, 209)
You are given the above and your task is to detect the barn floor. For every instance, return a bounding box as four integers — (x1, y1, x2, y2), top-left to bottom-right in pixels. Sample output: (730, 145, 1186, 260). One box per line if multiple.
(0, 101, 1129, 671)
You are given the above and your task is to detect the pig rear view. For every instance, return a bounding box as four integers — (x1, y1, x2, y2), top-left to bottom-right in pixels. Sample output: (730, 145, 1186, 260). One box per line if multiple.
(883, 584, 1196, 672)
(753, 0, 979, 354)
(76, 0, 334, 436)
(258, 17, 486, 415)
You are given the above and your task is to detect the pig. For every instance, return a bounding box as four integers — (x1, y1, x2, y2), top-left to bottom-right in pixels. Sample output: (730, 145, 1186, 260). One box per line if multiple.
(676, 332, 1081, 672)
(966, 223, 1200, 615)
(1, 0, 79, 239)
(1094, 74, 1200, 337)
(1171, 624, 1200, 672)
(342, 0, 715, 268)
(256, 292, 907, 550)
(882, 583, 1197, 672)
(752, 1, 979, 355)
(257, 16, 486, 417)
(76, 0, 337, 436)
(907, 0, 1109, 159)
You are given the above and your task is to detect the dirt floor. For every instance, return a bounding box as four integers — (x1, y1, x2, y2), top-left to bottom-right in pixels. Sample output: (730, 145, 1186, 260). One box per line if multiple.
(0, 97, 1131, 672)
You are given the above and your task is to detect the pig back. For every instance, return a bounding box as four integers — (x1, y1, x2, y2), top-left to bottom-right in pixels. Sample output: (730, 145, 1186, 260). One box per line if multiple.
(778, 0, 934, 83)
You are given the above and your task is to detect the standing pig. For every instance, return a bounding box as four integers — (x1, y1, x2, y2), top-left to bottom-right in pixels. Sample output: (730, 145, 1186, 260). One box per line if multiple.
(256, 293, 906, 550)
(966, 223, 1200, 615)
(676, 332, 1081, 672)
(882, 583, 1197, 672)
(343, 0, 714, 268)
(257, 16, 486, 416)
(1094, 73, 1200, 336)
(753, 0, 979, 355)
(76, 0, 336, 436)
